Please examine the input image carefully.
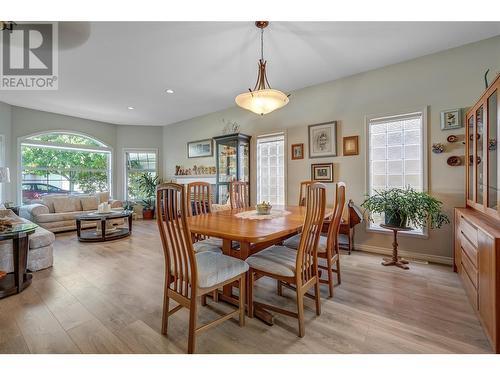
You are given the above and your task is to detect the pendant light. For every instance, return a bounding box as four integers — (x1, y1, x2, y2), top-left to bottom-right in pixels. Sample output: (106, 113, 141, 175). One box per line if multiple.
(235, 21, 289, 115)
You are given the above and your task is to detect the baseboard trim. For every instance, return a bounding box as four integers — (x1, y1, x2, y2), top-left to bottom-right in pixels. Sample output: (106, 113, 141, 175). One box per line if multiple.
(354, 244, 453, 266)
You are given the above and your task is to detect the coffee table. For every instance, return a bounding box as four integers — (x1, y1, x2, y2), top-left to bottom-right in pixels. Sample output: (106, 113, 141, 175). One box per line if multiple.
(76, 210, 133, 242)
(0, 223, 38, 299)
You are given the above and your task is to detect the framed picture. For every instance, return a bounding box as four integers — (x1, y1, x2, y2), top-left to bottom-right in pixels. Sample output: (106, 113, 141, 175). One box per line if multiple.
(343, 135, 359, 156)
(311, 163, 334, 183)
(308, 121, 337, 158)
(440, 109, 462, 130)
(187, 139, 213, 158)
(291, 143, 304, 160)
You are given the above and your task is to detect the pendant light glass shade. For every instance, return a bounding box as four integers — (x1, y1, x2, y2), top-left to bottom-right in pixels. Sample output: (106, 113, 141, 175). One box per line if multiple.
(235, 88, 289, 115)
(235, 22, 289, 115)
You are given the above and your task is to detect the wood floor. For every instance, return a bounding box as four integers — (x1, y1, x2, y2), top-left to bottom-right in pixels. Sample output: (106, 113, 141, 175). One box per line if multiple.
(0, 220, 493, 354)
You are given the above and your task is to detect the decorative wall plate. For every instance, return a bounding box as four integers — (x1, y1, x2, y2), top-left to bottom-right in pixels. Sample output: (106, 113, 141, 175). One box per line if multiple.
(447, 135, 458, 143)
(447, 156, 462, 166)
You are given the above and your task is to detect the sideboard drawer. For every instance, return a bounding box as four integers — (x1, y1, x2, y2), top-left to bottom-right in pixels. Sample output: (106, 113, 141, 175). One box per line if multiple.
(460, 232, 478, 268)
(459, 216, 479, 247)
(462, 270, 478, 311)
(461, 249, 478, 288)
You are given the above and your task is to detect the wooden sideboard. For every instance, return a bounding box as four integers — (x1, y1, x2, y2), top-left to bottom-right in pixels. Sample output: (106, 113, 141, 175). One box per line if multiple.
(454, 208, 500, 352)
(454, 74, 500, 353)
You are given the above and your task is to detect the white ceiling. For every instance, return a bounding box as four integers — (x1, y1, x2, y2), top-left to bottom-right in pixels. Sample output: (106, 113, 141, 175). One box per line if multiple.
(1, 21, 499, 126)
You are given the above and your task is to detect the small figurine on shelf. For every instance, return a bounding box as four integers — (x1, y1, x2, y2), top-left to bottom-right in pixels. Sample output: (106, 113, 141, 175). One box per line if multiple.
(432, 143, 445, 154)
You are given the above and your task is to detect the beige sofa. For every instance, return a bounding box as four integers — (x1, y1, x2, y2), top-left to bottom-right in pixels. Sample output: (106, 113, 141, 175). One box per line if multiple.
(20, 191, 123, 233)
(0, 209, 55, 272)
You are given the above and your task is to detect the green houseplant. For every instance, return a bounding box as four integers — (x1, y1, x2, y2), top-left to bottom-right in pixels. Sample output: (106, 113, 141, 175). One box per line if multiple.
(138, 172, 161, 220)
(361, 186, 450, 229)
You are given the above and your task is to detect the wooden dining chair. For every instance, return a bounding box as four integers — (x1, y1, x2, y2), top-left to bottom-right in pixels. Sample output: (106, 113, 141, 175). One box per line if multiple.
(186, 182, 222, 250)
(156, 183, 248, 354)
(284, 182, 346, 297)
(229, 180, 249, 209)
(246, 182, 326, 337)
(298, 180, 313, 206)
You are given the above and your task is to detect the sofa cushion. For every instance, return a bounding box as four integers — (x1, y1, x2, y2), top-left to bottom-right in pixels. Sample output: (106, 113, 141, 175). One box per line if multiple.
(81, 196, 99, 211)
(41, 194, 70, 213)
(53, 197, 80, 213)
(34, 211, 86, 223)
(96, 191, 110, 204)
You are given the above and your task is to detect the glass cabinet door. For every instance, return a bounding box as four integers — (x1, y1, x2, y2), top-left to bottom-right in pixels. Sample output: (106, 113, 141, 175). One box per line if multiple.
(468, 115, 474, 202)
(476, 106, 484, 205)
(487, 90, 498, 210)
(238, 142, 249, 182)
(217, 141, 237, 183)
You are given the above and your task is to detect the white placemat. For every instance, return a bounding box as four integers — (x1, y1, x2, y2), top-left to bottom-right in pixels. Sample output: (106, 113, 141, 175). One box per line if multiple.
(234, 209, 291, 220)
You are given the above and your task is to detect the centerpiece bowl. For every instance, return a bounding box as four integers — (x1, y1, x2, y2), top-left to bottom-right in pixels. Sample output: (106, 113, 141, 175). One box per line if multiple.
(255, 202, 272, 215)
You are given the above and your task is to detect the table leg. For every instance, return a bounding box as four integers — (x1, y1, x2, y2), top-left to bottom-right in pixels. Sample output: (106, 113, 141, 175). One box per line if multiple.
(381, 229, 409, 270)
(13, 235, 31, 293)
(76, 219, 81, 238)
(101, 219, 106, 241)
(128, 214, 133, 233)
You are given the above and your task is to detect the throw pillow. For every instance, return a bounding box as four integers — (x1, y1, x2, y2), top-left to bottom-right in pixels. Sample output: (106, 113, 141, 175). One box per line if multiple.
(53, 197, 77, 213)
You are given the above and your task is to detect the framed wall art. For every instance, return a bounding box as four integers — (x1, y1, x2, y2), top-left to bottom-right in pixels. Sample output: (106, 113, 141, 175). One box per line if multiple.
(291, 143, 304, 160)
(343, 135, 359, 156)
(308, 121, 337, 158)
(440, 109, 462, 130)
(311, 163, 334, 183)
(187, 138, 213, 158)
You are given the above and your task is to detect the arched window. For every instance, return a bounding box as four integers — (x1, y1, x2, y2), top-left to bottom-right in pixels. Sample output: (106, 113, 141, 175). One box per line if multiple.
(20, 132, 112, 204)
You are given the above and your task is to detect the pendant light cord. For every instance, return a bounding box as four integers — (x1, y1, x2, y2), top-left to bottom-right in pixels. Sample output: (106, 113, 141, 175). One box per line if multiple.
(260, 27, 264, 60)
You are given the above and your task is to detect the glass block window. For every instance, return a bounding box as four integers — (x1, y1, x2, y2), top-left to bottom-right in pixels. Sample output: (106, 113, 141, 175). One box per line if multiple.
(256, 133, 285, 205)
(125, 150, 158, 201)
(367, 111, 426, 234)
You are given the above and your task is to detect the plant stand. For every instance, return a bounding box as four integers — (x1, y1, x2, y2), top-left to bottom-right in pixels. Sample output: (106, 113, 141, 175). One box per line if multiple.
(380, 224, 412, 270)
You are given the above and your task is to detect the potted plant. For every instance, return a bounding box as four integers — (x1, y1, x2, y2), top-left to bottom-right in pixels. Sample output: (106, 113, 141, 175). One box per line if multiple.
(138, 172, 161, 220)
(361, 186, 450, 229)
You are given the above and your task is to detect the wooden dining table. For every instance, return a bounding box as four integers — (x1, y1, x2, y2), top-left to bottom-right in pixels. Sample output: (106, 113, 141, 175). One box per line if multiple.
(186, 205, 332, 324)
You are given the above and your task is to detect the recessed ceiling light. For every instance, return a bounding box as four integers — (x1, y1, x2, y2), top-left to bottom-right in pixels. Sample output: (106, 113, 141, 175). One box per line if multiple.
(127, 106, 134, 110)
(165, 89, 174, 94)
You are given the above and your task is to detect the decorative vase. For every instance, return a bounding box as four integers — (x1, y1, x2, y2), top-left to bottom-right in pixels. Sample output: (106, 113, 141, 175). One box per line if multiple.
(143, 208, 155, 220)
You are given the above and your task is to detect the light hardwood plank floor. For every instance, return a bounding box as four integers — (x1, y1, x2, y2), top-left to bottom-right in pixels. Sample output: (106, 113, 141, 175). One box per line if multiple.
(0, 220, 492, 353)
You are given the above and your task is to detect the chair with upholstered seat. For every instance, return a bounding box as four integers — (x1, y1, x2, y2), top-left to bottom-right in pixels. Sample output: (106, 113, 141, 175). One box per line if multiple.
(229, 181, 249, 209)
(284, 182, 346, 297)
(298, 180, 313, 206)
(246, 182, 326, 337)
(156, 183, 248, 354)
(186, 182, 223, 254)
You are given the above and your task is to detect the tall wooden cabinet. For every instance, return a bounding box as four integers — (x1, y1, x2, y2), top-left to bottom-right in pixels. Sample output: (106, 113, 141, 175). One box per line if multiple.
(213, 133, 251, 204)
(454, 74, 500, 353)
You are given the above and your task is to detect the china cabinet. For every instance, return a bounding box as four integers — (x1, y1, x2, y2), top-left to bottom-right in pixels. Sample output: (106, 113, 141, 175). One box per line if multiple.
(213, 133, 251, 204)
(454, 74, 500, 353)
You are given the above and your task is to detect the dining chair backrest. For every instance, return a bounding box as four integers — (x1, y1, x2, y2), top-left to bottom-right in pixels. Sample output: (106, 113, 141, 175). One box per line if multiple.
(296, 182, 326, 286)
(156, 183, 197, 299)
(326, 182, 346, 254)
(229, 181, 249, 209)
(298, 180, 313, 206)
(186, 182, 212, 216)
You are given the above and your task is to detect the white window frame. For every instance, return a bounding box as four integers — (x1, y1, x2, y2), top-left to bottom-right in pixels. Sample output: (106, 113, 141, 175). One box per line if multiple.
(123, 148, 159, 202)
(365, 107, 429, 238)
(18, 131, 113, 204)
(256, 132, 287, 206)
